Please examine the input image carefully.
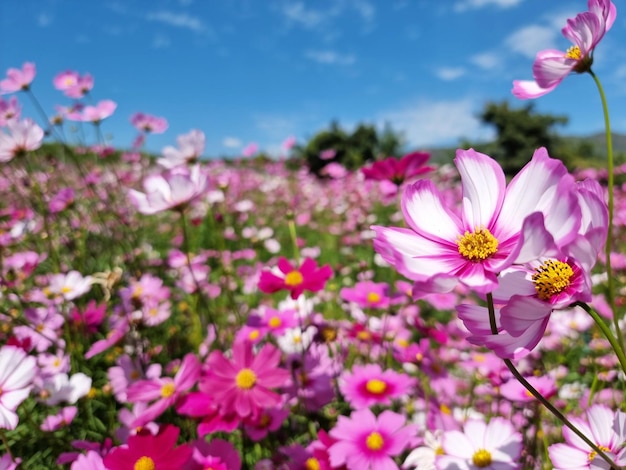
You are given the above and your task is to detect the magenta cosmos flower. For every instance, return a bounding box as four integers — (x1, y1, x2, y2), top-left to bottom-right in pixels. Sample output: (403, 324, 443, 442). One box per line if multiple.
(129, 165, 209, 214)
(340, 280, 395, 309)
(339, 364, 415, 409)
(204, 340, 290, 419)
(329, 408, 416, 470)
(549, 404, 626, 469)
(372, 148, 575, 296)
(361, 151, 433, 186)
(104, 425, 192, 470)
(0, 345, 37, 429)
(438, 417, 522, 470)
(0, 118, 44, 162)
(258, 257, 333, 299)
(513, 0, 616, 99)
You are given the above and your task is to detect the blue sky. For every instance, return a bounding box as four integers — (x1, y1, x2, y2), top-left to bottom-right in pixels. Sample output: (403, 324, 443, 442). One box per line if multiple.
(1, 0, 626, 158)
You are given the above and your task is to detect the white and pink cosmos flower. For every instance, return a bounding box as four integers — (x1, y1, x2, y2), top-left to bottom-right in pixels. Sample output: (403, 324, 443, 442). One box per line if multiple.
(0, 118, 44, 162)
(157, 129, 206, 168)
(372, 147, 577, 297)
(513, 0, 616, 99)
(0, 345, 37, 429)
(0, 62, 36, 94)
(128, 165, 209, 215)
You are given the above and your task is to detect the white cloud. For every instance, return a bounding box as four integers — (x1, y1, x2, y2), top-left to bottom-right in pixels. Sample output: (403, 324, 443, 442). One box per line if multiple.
(37, 13, 52, 27)
(281, 2, 324, 29)
(378, 98, 494, 148)
(305, 50, 356, 65)
(470, 51, 500, 70)
(146, 11, 207, 34)
(435, 67, 466, 81)
(222, 137, 242, 148)
(279, 0, 375, 34)
(454, 0, 523, 12)
(505, 24, 557, 59)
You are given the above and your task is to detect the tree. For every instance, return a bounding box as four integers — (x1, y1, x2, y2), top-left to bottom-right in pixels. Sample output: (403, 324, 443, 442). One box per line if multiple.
(464, 101, 568, 175)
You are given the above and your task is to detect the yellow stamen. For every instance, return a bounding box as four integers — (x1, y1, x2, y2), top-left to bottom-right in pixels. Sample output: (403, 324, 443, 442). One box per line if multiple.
(268, 316, 282, 328)
(457, 228, 498, 261)
(236, 368, 257, 389)
(532, 259, 574, 301)
(565, 45, 582, 60)
(160, 382, 175, 398)
(365, 379, 387, 395)
(305, 457, 321, 470)
(366, 292, 381, 304)
(366, 431, 384, 451)
(249, 329, 260, 340)
(134, 456, 156, 470)
(61, 286, 72, 294)
(588, 445, 611, 462)
(284, 270, 303, 286)
(472, 449, 492, 467)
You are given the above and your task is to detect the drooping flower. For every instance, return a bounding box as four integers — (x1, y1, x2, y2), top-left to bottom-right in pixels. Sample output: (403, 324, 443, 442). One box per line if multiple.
(438, 417, 522, 470)
(361, 151, 433, 186)
(203, 341, 290, 419)
(258, 257, 333, 299)
(103, 425, 192, 470)
(328, 408, 417, 470)
(128, 165, 209, 215)
(0, 345, 37, 429)
(548, 405, 626, 470)
(339, 364, 415, 409)
(0, 62, 36, 94)
(372, 148, 578, 296)
(512, 0, 616, 99)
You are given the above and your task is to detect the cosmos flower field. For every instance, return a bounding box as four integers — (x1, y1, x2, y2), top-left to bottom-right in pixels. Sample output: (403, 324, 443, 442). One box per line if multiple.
(1, 1, 625, 469)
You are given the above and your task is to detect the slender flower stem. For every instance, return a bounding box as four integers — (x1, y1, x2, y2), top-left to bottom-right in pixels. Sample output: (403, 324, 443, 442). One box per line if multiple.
(287, 213, 300, 263)
(576, 301, 626, 376)
(589, 70, 623, 352)
(485, 294, 622, 469)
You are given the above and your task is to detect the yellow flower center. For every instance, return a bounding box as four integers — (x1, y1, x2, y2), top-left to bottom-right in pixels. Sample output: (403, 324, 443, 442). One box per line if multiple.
(532, 259, 574, 301)
(472, 449, 492, 467)
(236, 368, 257, 389)
(161, 382, 175, 398)
(357, 331, 371, 341)
(435, 446, 445, 456)
(366, 292, 381, 304)
(134, 456, 156, 470)
(268, 316, 282, 328)
(365, 379, 387, 395)
(321, 327, 337, 342)
(440, 403, 451, 415)
(249, 329, 260, 340)
(366, 431, 384, 451)
(565, 45, 582, 60)
(588, 445, 611, 462)
(457, 228, 498, 261)
(305, 457, 321, 470)
(284, 270, 304, 287)
(61, 286, 72, 294)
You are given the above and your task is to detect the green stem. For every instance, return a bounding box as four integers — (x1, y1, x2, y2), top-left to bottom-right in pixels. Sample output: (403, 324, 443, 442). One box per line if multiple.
(287, 214, 300, 263)
(576, 301, 626, 376)
(485, 295, 622, 469)
(588, 70, 623, 352)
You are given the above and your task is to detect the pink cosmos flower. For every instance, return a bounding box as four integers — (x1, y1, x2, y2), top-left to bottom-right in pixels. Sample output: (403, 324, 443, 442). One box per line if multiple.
(130, 112, 168, 134)
(339, 364, 415, 409)
(70, 451, 106, 470)
(282, 135, 297, 151)
(0, 118, 44, 162)
(48, 270, 93, 301)
(128, 165, 209, 214)
(329, 408, 417, 470)
(41, 406, 77, 431)
(499, 375, 557, 403)
(361, 151, 433, 185)
(185, 439, 242, 470)
(204, 341, 290, 419)
(0, 62, 36, 94)
(340, 280, 396, 309)
(69, 300, 106, 334)
(67, 99, 116, 123)
(0, 96, 21, 126)
(242, 142, 258, 157)
(53, 70, 94, 98)
(319, 149, 336, 160)
(157, 129, 205, 168)
(13, 306, 64, 352)
(0, 345, 37, 429)
(126, 353, 201, 427)
(258, 257, 333, 299)
(438, 417, 523, 470)
(549, 404, 626, 469)
(372, 148, 577, 296)
(513, 0, 616, 99)
(104, 425, 192, 470)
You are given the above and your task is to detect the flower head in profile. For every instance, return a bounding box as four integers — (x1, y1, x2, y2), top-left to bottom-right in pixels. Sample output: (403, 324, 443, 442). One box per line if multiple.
(0, 62, 36, 94)
(128, 165, 209, 215)
(157, 129, 205, 168)
(66, 100, 116, 123)
(438, 417, 522, 470)
(53, 70, 94, 98)
(258, 257, 333, 299)
(329, 408, 417, 470)
(361, 151, 433, 186)
(103, 425, 192, 470)
(131, 112, 169, 134)
(372, 148, 577, 296)
(513, 0, 616, 99)
(0, 118, 44, 162)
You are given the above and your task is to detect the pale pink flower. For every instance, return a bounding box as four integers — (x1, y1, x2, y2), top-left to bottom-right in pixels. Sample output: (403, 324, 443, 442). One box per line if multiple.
(53, 70, 94, 98)
(158, 129, 205, 168)
(242, 142, 258, 157)
(130, 112, 168, 134)
(67, 100, 116, 123)
(0, 62, 36, 94)
(48, 270, 94, 301)
(42, 372, 92, 406)
(41, 406, 77, 431)
(0, 118, 44, 162)
(0, 345, 37, 429)
(0, 96, 21, 126)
